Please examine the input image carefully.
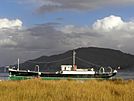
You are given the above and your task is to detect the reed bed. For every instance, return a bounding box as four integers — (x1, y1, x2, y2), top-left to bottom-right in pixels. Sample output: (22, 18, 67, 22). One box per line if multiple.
(0, 79, 133, 101)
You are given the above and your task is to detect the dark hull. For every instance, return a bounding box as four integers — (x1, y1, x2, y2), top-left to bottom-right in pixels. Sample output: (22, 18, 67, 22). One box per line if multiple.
(9, 70, 116, 80)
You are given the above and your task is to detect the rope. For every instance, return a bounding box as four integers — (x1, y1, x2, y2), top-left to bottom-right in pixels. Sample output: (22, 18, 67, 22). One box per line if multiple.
(27, 56, 72, 64)
(25, 54, 102, 68)
(76, 56, 101, 67)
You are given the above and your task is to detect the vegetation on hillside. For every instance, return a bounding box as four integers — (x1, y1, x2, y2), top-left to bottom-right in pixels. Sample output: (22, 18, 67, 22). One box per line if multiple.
(0, 79, 133, 101)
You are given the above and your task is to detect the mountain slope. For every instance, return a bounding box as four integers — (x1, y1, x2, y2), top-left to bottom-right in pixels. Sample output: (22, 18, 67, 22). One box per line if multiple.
(19, 47, 134, 72)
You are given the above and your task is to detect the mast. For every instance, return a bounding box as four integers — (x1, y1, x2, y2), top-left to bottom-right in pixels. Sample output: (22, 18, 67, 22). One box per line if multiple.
(17, 58, 19, 71)
(72, 50, 76, 70)
(73, 50, 76, 65)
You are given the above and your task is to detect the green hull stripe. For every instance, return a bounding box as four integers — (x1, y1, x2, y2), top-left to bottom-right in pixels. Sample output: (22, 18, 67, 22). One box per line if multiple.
(9, 76, 107, 80)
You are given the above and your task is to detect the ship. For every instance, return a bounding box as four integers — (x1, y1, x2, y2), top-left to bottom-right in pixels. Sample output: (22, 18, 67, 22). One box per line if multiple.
(8, 50, 118, 80)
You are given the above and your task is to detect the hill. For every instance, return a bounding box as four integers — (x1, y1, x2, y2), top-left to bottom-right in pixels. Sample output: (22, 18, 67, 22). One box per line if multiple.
(16, 47, 134, 72)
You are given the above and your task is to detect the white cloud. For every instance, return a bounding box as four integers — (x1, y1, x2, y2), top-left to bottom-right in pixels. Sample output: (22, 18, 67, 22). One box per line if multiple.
(60, 25, 91, 34)
(57, 15, 134, 54)
(92, 15, 124, 32)
(92, 15, 134, 39)
(57, 15, 134, 41)
(0, 18, 22, 29)
(60, 15, 134, 37)
(92, 15, 134, 33)
(0, 39, 17, 47)
(0, 18, 23, 47)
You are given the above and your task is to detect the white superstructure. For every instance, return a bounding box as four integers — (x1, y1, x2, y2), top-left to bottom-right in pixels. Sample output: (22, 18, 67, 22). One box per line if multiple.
(61, 70, 95, 74)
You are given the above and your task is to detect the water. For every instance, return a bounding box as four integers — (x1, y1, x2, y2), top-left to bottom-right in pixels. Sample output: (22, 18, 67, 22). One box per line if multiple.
(0, 71, 133, 80)
(0, 73, 9, 80)
(115, 71, 134, 80)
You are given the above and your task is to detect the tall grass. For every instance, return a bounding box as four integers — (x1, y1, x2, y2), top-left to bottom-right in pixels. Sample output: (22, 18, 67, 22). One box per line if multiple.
(0, 79, 133, 101)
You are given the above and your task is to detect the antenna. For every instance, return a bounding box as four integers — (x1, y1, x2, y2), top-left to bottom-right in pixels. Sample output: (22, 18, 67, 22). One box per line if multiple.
(17, 58, 19, 71)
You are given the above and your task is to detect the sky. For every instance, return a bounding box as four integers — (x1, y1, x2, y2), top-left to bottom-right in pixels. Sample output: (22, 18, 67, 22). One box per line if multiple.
(1, 0, 134, 66)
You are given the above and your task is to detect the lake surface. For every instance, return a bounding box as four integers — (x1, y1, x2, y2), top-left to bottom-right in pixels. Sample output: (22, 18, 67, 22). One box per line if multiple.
(0, 73, 9, 80)
(0, 71, 133, 80)
(115, 71, 134, 80)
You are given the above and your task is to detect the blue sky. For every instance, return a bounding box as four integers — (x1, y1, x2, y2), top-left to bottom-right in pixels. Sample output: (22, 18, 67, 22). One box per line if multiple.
(1, 0, 134, 27)
(1, 0, 134, 65)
